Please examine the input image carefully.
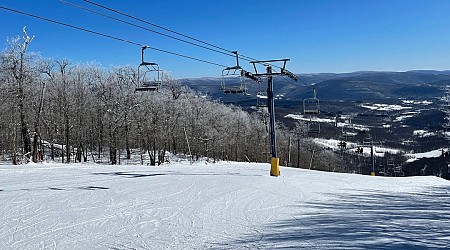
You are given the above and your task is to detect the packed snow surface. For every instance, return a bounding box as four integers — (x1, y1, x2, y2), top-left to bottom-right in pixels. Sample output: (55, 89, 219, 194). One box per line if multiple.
(1, 161, 449, 249)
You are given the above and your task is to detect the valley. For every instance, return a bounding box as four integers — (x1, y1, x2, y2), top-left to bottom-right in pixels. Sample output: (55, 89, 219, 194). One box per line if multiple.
(180, 70, 450, 177)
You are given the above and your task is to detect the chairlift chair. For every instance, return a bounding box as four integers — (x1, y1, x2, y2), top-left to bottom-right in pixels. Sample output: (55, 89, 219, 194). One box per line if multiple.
(307, 123, 320, 135)
(256, 92, 268, 108)
(135, 46, 162, 92)
(378, 164, 386, 175)
(363, 136, 373, 146)
(220, 51, 247, 94)
(307, 116, 320, 135)
(220, 66, 246, 94)
(387, 158, 395, 166)
(341, 125, 356, 139)
(342, 117, 356, 138)
(375, 142, 383, 154)
(136, 62, 162, 92)
(256, 83, 268, 108)
(303, 88, 320, 115)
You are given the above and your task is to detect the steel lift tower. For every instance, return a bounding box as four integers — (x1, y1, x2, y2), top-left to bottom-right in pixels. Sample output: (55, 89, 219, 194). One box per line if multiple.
(250, 59, 298, 176)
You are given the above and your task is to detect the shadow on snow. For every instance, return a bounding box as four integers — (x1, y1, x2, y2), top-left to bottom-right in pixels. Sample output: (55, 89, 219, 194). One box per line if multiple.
(220, 186, 450, 249)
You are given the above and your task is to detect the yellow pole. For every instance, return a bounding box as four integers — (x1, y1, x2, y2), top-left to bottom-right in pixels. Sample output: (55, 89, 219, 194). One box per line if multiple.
(270, 157, 280, 176)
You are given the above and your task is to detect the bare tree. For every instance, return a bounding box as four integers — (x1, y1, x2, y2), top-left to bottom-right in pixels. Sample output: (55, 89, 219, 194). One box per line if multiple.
(1, 28, 35, 163)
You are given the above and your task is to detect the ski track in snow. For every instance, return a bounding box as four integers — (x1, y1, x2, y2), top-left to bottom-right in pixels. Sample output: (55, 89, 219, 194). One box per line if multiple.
(0, 162, 449, 249)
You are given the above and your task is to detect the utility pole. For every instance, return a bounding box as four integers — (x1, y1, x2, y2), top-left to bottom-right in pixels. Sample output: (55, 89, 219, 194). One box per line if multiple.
(250, 59, 298, 176)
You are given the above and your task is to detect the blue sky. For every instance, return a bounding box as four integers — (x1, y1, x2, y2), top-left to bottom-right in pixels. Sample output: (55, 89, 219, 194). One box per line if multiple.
(1, 0, 449, 78)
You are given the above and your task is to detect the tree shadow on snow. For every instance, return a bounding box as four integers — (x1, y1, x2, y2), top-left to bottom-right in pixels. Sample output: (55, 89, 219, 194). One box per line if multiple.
(92, 171, 166, 178)
(91, 171, 262, 178)
(220, 186, 450, 249)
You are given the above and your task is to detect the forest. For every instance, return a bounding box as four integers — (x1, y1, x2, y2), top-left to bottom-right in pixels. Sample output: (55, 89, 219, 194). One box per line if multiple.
(0, 33, 345, 171)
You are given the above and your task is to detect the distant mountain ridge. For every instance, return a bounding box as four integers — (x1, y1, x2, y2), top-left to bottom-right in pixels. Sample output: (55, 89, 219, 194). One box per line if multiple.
(178, 70, 450, 103)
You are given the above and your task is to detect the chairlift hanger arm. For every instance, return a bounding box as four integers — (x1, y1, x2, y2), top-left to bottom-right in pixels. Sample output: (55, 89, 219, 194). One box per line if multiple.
(232, 51, 239, 68)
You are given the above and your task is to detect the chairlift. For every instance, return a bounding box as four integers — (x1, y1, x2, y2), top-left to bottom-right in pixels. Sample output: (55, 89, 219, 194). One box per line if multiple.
(393, 165, 405, 176)
(341, 124, 356, 139)
(136, 46, 162, 92)
(303, 88, 320, 115)
(307, 116, 320, 135)
(256, 83, 268, 108)
(375, 142, 383, 153)
(221, 51, 246, 94)
(378, 164, 386, 175)
(363, 136, 373, 146)
(387, 158, 395, 167)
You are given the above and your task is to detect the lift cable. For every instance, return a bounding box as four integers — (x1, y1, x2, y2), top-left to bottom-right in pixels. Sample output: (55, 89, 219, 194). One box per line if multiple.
(81, 0, 242, 56)
(59, 0, 235, 59)
(0, 5, 227, 68)
(80, 0, 286, 70)
(0, 6, 141, 47)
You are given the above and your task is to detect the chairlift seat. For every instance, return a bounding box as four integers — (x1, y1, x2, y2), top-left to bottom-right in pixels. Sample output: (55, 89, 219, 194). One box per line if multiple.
(256, 92, 268, 107)
(303, 89, 320, 115)
(136, 81, 161, 92)
(257, 103, 268, 108)
(308, 129, 320, 135)
(141, 62, 158, 66)
(304, 109, 320, 115)
(135, 86, 158, 92)
(307, 124, 320, 135)
(222, 85, 246, 94)
(363, 137, 373, 146)
(142, 81, 161, 87)
(342, 131, 356, 138)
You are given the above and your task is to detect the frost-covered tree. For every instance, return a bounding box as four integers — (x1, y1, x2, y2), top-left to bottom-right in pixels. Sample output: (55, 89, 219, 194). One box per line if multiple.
(0, 28, 37, 163)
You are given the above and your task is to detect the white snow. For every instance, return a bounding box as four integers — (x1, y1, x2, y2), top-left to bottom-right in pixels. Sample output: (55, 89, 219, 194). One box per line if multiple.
(0, 161, 449, 249)
(313, 138, 401, 157)
(413, 130, 436, 138)
(394, 115, 414, 122)
(285, 114, 370, 131)
(394, 111, 421, 122)
(405, 149, 446, 163)
(285, 114, 335, 124)
(360, 103, 412, 111)
(401, 100, 432, 105)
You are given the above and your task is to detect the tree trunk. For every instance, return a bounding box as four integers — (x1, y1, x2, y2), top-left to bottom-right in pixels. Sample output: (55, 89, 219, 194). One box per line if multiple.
(109, 146, 117, 165)
(65, 114, 70, 163)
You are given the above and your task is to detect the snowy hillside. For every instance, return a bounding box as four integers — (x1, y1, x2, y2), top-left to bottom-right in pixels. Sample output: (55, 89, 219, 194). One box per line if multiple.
(1, 161, 449, 249)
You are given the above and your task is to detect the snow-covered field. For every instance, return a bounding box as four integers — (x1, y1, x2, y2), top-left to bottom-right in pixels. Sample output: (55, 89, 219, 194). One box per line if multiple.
(1, 161, 449, 249)
(313, 138, 401, 157)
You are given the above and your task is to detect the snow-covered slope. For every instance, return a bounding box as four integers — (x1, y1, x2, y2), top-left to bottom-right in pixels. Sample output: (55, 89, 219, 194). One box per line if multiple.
(0, 161, 449, 249)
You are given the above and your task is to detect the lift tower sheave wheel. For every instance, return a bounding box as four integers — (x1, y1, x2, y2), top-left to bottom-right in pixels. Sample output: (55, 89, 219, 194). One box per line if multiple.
(136, 46, 162, 92)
